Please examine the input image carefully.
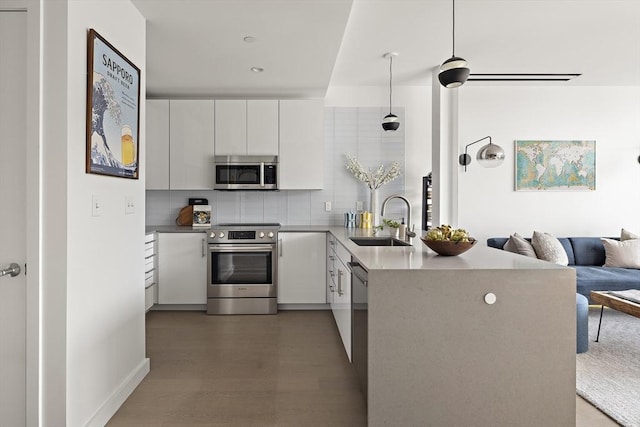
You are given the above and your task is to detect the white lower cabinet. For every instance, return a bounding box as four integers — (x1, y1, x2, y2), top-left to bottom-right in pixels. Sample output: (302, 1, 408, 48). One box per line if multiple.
(278, 232, 327, 304)
(157, 232, 207, 305)
(328, 236, 352, 361)
(145, 233, 157, 311)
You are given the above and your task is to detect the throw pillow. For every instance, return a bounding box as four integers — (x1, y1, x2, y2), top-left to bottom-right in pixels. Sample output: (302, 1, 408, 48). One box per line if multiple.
(531, 231, 569, 266)
(601, 238, 640, 269)
(503, 233, 537, 258)
(621, 228, 640, 241)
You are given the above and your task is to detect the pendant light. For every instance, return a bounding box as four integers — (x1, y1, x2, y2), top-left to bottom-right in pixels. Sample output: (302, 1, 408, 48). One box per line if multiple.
(382, 52, 400, 131)
(438, 0, 470, 88)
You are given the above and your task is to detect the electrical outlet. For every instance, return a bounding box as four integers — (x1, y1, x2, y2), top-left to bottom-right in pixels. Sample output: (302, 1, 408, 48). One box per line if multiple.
(324, 201, 332, 212)
(92, 195, 101, 217)
(125, 195, 135, 214)
(356, 201, 363, 211)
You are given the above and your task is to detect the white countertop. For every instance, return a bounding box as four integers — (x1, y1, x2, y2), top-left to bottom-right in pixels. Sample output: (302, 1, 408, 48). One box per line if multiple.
(146, 224, 567, 273)
(323, 226, 567, 272)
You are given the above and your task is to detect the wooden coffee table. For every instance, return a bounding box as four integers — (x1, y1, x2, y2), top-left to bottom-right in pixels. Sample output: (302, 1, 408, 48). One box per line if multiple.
(590, 290, 640, 342)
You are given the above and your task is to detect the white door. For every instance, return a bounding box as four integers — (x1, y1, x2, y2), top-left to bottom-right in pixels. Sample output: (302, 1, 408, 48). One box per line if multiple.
(0, 9, 27, 426)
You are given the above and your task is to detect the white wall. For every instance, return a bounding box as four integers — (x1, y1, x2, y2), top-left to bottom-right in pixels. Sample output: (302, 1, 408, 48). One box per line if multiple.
(325, 85, 431, 230)
(457, 86, 640, 244)
(63, 1, 148, 425)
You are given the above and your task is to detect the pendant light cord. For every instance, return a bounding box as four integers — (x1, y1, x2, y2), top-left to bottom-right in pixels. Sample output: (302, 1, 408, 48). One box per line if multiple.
(452, 0, 456, 56)
(389, 55, 393, 114)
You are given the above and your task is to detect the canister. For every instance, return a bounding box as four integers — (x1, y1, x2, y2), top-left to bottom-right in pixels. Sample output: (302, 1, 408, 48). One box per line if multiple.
(361, 211, 372, 229)
(344, 211, 357, 228)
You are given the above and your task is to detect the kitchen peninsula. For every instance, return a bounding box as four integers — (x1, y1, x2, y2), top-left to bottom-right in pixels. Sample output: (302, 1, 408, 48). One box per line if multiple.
(297, 226, 576, 427)
(148, 225, 576, 426)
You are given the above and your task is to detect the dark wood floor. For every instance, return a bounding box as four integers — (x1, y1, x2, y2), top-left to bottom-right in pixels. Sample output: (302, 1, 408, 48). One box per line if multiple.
(108, 310, 615, 426)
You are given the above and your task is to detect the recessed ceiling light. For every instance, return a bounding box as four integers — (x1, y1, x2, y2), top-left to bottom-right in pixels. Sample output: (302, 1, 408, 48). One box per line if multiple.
(243, 36, 256, 43)
(251, 67, 264, 73)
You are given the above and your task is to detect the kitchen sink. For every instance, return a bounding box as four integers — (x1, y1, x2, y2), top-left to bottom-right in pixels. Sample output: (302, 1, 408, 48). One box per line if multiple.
(350, 237, 412, 247)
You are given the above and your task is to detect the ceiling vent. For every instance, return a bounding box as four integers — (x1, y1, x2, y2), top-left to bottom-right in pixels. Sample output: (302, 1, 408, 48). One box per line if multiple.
(467, 73, 581, 82)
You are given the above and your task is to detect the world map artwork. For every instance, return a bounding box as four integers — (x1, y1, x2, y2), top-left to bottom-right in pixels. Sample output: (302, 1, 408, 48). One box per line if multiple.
(515, 140, 595, 191)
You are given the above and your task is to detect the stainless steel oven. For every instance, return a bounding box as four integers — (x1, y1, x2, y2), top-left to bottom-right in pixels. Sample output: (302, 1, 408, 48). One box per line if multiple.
(207, 223, 280, 314)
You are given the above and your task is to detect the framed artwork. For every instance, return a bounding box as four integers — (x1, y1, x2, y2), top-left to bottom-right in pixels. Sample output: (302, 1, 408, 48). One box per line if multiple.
(86, 29, 140, 179)
(515, 140, 596, 191)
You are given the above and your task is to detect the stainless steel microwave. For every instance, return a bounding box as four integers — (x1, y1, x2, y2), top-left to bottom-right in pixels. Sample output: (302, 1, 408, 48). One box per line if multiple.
(214, 155, 278, 190)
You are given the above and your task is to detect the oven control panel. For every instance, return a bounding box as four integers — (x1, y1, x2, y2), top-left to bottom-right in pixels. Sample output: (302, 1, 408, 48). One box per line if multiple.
(208, 229, 278, 243)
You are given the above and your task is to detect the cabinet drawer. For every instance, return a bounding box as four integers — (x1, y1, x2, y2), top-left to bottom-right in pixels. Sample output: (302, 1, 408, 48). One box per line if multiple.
(145, 246, 154, 258)
(145, 272, 155, 288)
(145, 233, 155, 244)
(145, 255, 155, 270)
(145, 284, 155, 312)
(335, 242, 351, 266)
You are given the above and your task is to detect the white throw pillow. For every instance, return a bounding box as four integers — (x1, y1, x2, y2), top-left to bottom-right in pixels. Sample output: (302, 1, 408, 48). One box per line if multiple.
(531, 231, 569, 266)
(621, 228, 640, 241)
(503, 233, 537, 258)
(601, 238, 640, 269)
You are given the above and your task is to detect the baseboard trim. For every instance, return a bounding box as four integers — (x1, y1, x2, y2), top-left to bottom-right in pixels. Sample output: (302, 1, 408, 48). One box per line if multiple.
(84, 357, 150, 427)
(278, 303, 330, 310)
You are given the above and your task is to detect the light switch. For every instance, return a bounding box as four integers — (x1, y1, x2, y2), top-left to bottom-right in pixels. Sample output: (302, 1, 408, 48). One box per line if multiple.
(324, 201, 332, 212)
(356, 201, 363, 211)
(92, 195, 101, 217)
(125, 195, 135, 214)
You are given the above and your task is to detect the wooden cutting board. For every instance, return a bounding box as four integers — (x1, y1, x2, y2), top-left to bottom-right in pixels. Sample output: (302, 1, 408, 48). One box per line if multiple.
(175, 205, 193, 226)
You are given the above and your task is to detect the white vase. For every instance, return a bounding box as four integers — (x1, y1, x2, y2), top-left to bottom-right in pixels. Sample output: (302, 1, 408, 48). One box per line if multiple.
(370, 188, 379, 228)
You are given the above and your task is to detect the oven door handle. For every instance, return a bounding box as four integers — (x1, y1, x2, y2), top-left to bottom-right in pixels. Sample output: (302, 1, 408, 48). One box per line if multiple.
(209, 246, 275, 252)
(260, 162, 265, 187)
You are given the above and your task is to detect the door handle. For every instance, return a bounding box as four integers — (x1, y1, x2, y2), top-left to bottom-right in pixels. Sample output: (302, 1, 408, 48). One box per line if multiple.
(202, 238, 206, 258)
(0, 263, 21, 278)
(279, 239, 283, 257)
(337, 269, 344, 296)
(260, 162, 265, 187)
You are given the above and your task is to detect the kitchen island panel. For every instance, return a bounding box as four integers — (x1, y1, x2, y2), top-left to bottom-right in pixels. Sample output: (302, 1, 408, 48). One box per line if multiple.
(368, 268, 576, 427)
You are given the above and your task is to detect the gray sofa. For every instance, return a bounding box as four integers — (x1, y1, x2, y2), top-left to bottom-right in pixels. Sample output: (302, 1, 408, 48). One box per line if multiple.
(487, 237, 640, 302)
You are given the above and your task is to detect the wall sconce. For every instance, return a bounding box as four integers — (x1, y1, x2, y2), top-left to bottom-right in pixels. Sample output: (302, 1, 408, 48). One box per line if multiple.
(459, 136, 505, 172)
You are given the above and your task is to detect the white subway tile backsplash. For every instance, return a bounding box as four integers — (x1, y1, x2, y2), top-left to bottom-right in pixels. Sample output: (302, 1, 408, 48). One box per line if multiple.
(145, 107, 405, 226)
(287, 191, 312, 225)
(241, 192, 265, 224)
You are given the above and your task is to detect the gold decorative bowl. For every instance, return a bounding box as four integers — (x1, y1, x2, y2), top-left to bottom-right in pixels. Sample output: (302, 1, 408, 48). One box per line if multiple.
(420, 238, 477, 256)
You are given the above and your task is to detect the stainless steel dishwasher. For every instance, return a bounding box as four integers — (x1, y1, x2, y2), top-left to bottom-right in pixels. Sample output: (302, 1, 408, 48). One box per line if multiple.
(350, 260, 368, 403)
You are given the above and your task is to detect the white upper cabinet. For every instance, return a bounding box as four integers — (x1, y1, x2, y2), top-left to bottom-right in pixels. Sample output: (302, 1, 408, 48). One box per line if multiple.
(279, 99, 324, 190)
(215, 100, 278, 156)
(214, 100, 247, 156)
(169, 100, 215, 190)
(247, 100, 279, 155)
(145, 99, 170, 190)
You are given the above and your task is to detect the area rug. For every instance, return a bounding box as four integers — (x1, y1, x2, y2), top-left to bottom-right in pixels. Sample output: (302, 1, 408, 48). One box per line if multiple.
(576, 307, 640, 427)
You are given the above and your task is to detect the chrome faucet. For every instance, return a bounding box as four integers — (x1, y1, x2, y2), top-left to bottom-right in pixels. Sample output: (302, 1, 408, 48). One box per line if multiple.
(380, 195, 416, 240)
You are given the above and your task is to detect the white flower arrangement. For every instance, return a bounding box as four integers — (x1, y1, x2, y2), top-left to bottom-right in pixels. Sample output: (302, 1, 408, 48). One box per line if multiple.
(345, 153, 401, 190)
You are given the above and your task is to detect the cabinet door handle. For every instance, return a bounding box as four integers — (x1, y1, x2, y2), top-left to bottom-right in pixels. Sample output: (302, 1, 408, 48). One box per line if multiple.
(202, 238, 206, 258)
(279, 239, 283, 257)
(337, 269, 344, 296)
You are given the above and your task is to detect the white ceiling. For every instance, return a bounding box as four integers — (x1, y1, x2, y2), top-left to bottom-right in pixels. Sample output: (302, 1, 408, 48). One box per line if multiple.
(131, 0, 640, 98)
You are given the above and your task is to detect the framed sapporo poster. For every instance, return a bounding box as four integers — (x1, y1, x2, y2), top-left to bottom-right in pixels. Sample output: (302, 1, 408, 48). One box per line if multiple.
(86, 29, 140, 179)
